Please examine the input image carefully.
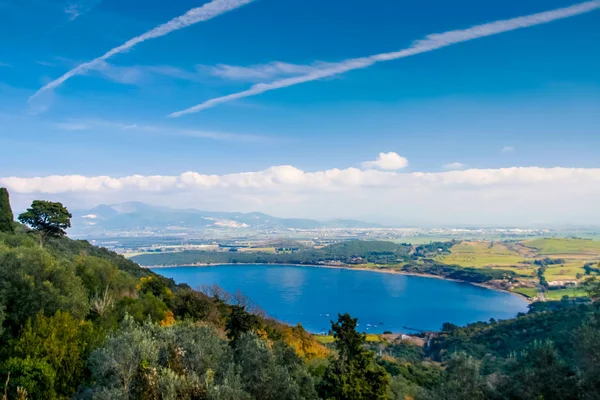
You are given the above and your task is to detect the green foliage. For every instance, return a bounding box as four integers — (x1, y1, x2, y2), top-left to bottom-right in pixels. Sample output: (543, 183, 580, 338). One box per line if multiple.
(0, 188, 14, 233)
(2, 356, 57, 400)
(47, 235, 156, 279)
(401, 260, 516, 284)
(87, 317, 318, 400)
(233, 333, 319, 400)
(226, 305, 262, 343)
(386, 341, 425, 364)
(75, 256, 136, 297)
(116, 293, 169, 324)
(171, 288, 218, 323)
(319, 314, 390, 400)
(582, 276, 600, 300)
(5, 311, 99, 398)
(433, 353, 487, 400)
(574, 313, 600, 395)
(88, 316, 160, 397)
(428, 302, 595, 363)
(412, 241, 456, 258)
(18, 201, 72, 247)
(496, 341, 579, 400)
(0, 246, 89, 335)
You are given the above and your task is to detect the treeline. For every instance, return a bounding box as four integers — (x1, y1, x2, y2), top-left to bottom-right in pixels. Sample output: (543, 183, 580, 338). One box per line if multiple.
(399, 260, 516, 284)
(133, 240, 413, 266)
(398, 299, 600, 400)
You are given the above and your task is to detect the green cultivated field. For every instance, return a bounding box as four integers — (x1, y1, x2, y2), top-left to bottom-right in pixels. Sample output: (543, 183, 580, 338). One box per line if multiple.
(511, 287, 539, 299)
(438, 238, 600, 299)
(523, 238, 600, 257)
(437, 241, 528, 267)
(545, 287, 590, 300)
(544, 262, 587, 281)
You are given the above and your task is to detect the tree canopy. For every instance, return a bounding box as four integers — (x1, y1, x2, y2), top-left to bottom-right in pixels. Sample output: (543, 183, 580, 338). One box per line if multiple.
(18, 200, 72, 247)
(0, 188, 14, 233)
(319, 314, 390, 400)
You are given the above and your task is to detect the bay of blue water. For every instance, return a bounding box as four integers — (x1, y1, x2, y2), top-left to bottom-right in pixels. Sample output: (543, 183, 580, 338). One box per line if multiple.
(152, 264, 529, 334)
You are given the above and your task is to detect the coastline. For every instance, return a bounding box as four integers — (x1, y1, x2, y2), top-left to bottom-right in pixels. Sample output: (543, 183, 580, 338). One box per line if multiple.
(142, 262, 532, 303)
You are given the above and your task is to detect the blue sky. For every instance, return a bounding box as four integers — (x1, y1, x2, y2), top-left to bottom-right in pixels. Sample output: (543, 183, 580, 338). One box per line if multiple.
(0, 0, 599, 224)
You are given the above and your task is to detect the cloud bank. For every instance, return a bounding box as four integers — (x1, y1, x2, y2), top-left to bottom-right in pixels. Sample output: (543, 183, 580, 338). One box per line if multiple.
(169, 0, 600, 117)
(30, 0, 255, 100)
(3, 164, 600, 225)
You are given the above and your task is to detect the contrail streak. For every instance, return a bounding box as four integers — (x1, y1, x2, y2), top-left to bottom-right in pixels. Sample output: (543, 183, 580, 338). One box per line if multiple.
(29, 0, 255, 101)
(169, 0, 600, 117)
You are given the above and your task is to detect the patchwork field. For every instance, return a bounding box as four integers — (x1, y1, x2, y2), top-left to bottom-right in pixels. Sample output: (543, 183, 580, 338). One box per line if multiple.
(522, 238, 600, 257)
(437, 241, 529, 267)
(438, 238, 600, 299)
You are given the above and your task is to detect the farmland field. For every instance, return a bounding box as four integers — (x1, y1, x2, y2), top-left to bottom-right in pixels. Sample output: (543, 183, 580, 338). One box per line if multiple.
(510, 287, 538, 299)
(522, 238, 600, 256)
(545, 287, 590, 300)
(439, 238, 600, 299)
(437, 241, 528, 267)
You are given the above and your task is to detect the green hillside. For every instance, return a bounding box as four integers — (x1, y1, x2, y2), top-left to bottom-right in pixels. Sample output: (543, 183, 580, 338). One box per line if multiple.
(2, 191, 600, 399)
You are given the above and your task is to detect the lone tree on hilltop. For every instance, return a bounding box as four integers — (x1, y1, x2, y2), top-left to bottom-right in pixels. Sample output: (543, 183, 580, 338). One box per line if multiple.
(0, 188, 14, 233)
(18, 200, 72, 247)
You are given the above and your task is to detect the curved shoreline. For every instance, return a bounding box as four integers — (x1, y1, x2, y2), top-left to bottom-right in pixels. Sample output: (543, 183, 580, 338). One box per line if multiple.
(144, 262, 532, 303)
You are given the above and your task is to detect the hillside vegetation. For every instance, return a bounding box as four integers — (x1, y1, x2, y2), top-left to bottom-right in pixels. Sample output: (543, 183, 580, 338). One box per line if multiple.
(3, 190, 600, 399)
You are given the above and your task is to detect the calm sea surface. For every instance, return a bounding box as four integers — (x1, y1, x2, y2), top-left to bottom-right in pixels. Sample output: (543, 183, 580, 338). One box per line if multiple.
(152, 264, 529, 334)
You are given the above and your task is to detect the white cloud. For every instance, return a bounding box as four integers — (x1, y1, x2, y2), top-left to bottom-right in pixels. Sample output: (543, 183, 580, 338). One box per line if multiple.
(30, 0, 255, 100)
(48, 59, 204, 86)
(502, 146, 516, 153)
(6, 166, 598, 195)
(4, 165, 600, 226)
(88, 61, 147, 85)
(0, 62, 11, 68)
(169, 1, 600, 117)
(362, 152, 409, 170)
(444, 162, 466, 170)
(64, 0, 103, 20)
(64, 4, 81, 20)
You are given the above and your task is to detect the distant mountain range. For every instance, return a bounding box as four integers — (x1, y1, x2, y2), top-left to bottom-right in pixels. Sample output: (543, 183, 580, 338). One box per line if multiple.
(70, 202, 383, 236)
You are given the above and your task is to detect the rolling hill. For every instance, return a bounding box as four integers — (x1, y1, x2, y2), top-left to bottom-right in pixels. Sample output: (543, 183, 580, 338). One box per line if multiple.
(70, 202, 383, 236)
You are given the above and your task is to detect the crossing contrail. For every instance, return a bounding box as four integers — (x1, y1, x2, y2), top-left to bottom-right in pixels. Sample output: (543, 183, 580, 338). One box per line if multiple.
(169, 0, 600, 117)
(29, 0, 255, 101)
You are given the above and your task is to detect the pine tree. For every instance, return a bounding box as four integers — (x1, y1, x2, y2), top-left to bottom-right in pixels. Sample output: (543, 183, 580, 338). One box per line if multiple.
(0, 188, 14, 233)
(319, 313, 390, 400)
(18, 200, 72, 247)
